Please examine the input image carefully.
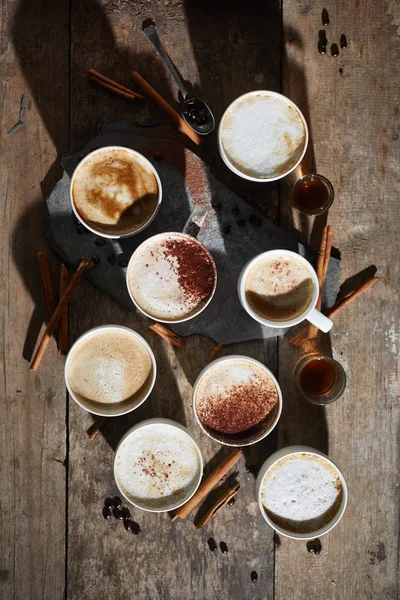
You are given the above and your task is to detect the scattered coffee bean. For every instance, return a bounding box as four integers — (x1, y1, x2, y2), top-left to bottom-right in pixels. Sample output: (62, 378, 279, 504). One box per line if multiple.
(121, 506, 131, 520)
(130, 520, 142, 535)
(104, 497, 113, 508)
(232, 206, 240, 216)
(222, 225, 231, 235)
(306, 538, 322, 555)
(92, 255, 100, 265)
(254, 217, 263, 227)
(322, 8, 329, 26)
(112, 496, 122, 508)
(113, 507, 124, 520)
(228, 497, 235, 506)
(107, 253, 115, 265)
(212, 202, 222, 211)
(331, 43, 339, 57)
(220, 541, 228, 554)
(236, 219, 246, 227)
(340, 34, 347, 49)
(318, 41, 327, 55)
(249, 214, 257, 224)
(118, 258, 129, 268)
(207, 537, 217, 552)
(124, 519, 133, 532)
(95, 238, 106, 247)
(102, 506, 112, 520)
(251, 571, 258, 583)
(339, 67, 344, 76)
(273, 532, 281, 548)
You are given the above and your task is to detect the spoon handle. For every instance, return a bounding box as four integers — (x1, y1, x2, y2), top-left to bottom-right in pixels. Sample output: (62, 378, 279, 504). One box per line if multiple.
(143, 23, 189, 100)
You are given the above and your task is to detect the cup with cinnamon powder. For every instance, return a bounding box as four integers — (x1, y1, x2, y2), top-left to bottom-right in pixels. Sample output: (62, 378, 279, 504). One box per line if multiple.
(126, 231, 217, 323)
(192, 355, 282, 446)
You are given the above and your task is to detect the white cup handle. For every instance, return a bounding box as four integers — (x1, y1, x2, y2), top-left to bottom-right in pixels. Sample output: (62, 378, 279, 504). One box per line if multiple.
(307, 308, 333, 333)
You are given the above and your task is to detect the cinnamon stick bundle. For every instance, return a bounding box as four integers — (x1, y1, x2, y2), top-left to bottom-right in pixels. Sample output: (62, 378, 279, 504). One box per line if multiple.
(30, 258, 95, 371)
(171, 448, 242, 521)
(88, 68, 143, 100)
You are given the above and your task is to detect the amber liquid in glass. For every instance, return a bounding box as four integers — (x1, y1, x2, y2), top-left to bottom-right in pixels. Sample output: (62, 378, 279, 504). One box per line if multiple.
(293, 177, 330, 214)
(299, 357, 336, 397)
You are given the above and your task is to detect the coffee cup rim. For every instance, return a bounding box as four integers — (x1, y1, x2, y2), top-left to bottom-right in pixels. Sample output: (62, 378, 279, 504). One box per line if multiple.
(256, 446, 348, 540)
(69, 145, 163, 239)
(192, 354, 283, 447)
(237, 249, 320, 329)
(125, 231, 217, 324)
(113, 418, 204, 513)
(218, 90, 309, 183)
(64, 324, 157, 417)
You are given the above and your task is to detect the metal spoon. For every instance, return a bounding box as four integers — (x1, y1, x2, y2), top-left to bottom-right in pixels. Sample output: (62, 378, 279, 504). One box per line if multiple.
(143, 22, 215, 136)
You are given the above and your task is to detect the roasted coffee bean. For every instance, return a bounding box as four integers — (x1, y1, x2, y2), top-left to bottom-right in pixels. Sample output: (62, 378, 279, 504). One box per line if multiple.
(113, 507, 124, 520)
(95, 238, 106, 247)
(92, 255, 100, 265)
(322, 8, 329, 26)
(121, 506, 131, 520)
(207, 537, 217, 552)
(124, 519, 132, 532)
(232, 206, 240, 216)
(340, 34, 347, 49)
(331, 43, 339, 57)
(228, 497, 235, 506)
(102, 506, 112, 520)
(251, 571, 258, 582)
(104, 497, 113, 508)
(112, 496, 122, 508)
(236, 219, 246, 227)
(222, 225, 231, 235)
(220, 541, 228, 554)
(130, 520, 142, 535)
(306, 538, 322, 555)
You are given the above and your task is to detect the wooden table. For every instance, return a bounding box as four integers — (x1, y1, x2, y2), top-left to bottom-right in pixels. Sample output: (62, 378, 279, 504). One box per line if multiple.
(1, 1, 398, 598)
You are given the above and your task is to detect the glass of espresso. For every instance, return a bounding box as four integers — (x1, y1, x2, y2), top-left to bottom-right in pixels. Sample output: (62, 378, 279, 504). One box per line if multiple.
(294, 353, 346, 405)
(291, 173, 334, 216)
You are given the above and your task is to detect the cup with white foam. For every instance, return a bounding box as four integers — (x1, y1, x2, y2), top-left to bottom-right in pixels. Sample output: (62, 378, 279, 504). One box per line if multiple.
(65, 325, 156, 417)
(218, 90, 308, 182)
(70, 146, 162, 238)
(192, 355, 282, 446)
(238, 249, 333, 333)
(126, 231, 217, 323)
(114, 418, 203, 512)
(256, 446, 348, 539)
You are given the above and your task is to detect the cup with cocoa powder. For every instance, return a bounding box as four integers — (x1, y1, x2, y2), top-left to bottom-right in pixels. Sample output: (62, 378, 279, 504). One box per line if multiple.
(192, 355, 282, 446)
(126, 231, 217, 324)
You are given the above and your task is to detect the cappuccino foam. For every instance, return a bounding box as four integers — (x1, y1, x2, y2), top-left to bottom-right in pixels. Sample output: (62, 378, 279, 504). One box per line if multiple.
(261, 453, 343, 534)
(67, 327, 153, 410)
(220, 92, 306, 179)
(245, 254, 314, 322)
(195, 358, 279, 435)
(128, 233, 216, 321)
(115, 423, 202, 510)
(72, 147, 159, 236)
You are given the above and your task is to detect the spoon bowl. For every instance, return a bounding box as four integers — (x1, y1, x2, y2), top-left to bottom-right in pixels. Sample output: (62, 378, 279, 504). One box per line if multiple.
(182, 97, 215, 135)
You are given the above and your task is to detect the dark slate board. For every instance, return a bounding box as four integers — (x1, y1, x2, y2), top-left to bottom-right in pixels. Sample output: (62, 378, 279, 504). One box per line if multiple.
(45, 123, 340, 344)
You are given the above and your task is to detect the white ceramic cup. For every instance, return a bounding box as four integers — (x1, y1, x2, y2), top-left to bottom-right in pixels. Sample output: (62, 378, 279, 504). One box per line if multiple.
(256, 445, 348, 540)
(126, 231, 217, 324)
(238, 249, 333, 333)
(192, 354, 283, 447)
(218, 90, 309, 183)
(65, 325, 157, 417)
(70, 145, 162, 238)
(113, 418, 204, 513)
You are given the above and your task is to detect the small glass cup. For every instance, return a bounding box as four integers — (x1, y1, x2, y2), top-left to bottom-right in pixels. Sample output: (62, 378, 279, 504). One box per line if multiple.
(294, 352, 346, 405)
(291, 173, 334, 216)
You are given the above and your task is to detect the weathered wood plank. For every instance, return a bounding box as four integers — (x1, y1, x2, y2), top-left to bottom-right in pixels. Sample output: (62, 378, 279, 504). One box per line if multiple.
(68, 1, 281, 598)
(277, 1, 399, 598)
(0, 0, 69, 598)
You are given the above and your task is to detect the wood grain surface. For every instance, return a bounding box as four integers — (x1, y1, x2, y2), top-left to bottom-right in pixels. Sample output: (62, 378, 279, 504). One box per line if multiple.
(0, 0, 398, 599)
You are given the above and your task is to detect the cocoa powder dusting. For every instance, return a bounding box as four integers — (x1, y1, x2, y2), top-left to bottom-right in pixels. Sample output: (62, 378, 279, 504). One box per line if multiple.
(198, 376, 278, 435)
(162, 238, 215, 306)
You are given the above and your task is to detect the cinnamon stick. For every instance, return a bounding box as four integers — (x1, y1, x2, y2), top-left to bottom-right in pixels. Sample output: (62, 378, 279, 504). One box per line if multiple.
(209, 342, 223, 361)
(131, 71, 203, 146)
(149, 323, 183, 349)
(88, 68, 143, 99)
(171, 448, 242, 521)
(30, 258, 95, 371)
(289, 276, 379, 346)
(36, 252, 56, 320)
(58, 264, 70, 355)
(88, 418, 108, 441)
(196, 482, 240, 529)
